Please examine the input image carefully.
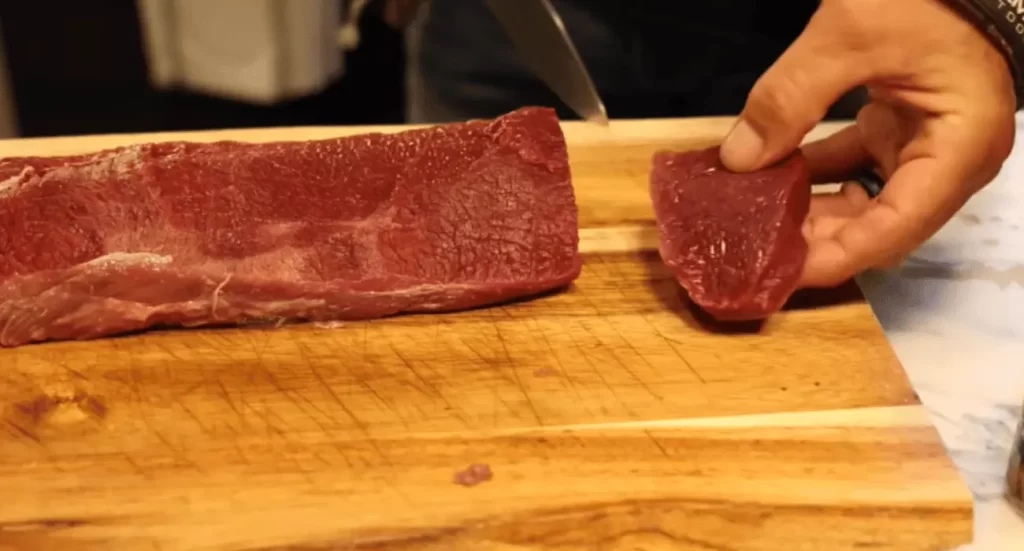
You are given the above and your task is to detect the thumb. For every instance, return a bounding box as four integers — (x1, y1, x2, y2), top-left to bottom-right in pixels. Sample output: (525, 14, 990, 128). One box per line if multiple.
(720, 17, 869, 172)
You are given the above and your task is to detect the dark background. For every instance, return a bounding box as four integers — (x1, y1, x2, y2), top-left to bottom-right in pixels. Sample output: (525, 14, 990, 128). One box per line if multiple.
(0, 2, 407, 138)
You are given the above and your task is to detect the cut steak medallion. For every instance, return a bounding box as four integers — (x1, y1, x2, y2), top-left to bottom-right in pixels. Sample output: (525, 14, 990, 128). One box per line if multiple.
(649, 146, 811, 321)
(0, 107, 581, 347)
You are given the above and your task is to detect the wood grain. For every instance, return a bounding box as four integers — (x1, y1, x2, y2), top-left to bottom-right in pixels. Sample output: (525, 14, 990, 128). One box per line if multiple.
(0, 118, 972, 551)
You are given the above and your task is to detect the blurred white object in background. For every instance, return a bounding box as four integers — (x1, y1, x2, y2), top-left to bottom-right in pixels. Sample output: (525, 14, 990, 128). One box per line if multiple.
(338, 0, 370, 51)
(136, 0, 347, 105)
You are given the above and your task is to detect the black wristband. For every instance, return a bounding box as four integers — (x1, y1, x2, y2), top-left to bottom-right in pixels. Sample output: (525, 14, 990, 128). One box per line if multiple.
(944, 0, 1024, 108)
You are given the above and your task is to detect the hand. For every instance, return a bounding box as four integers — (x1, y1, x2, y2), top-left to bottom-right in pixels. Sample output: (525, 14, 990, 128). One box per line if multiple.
(719, 0, 1017, 288)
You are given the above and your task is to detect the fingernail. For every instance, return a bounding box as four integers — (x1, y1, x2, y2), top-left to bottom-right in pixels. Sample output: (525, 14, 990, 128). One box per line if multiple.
(721, 119, 764, 171)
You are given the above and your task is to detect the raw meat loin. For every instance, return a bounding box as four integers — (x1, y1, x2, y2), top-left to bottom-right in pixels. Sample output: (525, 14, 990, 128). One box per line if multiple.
(0, 107, 581, 347)
(649, 146, 810, 321)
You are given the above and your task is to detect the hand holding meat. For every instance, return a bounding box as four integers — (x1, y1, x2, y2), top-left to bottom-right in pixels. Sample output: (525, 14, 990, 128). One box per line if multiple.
(719, 0, 1017, 288)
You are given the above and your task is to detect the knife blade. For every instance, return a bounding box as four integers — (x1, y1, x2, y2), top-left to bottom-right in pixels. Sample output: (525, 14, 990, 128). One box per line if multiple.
(485, 0, 609, 125)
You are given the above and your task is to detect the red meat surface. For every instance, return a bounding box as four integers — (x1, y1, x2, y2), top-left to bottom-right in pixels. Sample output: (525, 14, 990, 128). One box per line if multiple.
(649, 145, 811, 321)
(0, 107, 581, 347)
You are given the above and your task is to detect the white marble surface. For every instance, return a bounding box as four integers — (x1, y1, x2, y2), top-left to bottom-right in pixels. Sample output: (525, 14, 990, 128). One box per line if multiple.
(856, 114, 1024, 550)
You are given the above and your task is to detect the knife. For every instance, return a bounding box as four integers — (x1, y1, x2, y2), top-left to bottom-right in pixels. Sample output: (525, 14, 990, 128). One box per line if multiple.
(485, 0, 609, 125)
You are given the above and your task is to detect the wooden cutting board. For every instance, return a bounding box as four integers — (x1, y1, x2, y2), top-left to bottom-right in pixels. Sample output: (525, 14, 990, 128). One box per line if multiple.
(0, 118, 972, 551)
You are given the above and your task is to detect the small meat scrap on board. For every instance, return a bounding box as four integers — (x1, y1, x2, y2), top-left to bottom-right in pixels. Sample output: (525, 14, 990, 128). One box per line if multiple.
(649, 146, 811, 321)
(0, 107, 581, 347)
(453, 463, 493, 487)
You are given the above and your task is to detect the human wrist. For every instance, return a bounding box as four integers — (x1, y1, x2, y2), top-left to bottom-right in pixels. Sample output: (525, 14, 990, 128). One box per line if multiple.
(942, 0, 1024, 106)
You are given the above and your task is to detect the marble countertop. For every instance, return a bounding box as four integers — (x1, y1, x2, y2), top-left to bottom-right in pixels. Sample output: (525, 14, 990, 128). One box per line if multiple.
(856, 114, 1024, 550)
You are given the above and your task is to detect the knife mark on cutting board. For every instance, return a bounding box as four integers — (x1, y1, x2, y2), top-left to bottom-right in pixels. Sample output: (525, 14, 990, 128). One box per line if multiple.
(3, 386, 108, 444)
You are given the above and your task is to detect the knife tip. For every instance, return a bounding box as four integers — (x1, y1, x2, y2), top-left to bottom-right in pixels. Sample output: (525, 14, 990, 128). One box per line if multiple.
(587, 104, 610, 126)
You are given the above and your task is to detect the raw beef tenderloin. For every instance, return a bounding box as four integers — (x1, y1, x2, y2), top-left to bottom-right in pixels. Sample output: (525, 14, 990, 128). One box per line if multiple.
(649, 145, 810, 321)
(0, 107, 581, 347)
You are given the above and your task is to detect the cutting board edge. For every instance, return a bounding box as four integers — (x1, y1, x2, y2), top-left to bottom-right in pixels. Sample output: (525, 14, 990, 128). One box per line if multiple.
(0, 117, 855, 157)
